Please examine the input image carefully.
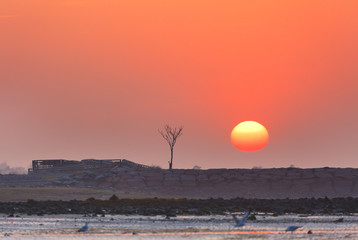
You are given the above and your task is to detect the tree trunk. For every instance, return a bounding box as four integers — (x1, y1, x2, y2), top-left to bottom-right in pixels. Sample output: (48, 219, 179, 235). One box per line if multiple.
(169, 148, 173, 170)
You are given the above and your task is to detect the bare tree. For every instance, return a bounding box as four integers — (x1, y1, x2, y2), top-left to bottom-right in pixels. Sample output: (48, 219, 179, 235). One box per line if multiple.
(159, 125, 183, 170)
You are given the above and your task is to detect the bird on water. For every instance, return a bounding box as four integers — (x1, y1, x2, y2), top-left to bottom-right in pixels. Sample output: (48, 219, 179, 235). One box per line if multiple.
(285, 226, 302, 232)
(232, 210, 251, 227)
(78, 222, 89, 232)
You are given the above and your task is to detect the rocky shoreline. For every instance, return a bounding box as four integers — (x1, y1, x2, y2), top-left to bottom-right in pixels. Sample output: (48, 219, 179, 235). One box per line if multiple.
(2, 197, 358, 216)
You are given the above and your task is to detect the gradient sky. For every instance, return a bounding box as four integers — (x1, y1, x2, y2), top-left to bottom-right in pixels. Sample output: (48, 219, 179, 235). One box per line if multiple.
(1, 0, 358, 169)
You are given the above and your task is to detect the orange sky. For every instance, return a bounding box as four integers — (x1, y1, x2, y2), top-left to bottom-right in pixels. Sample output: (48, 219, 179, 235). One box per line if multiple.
(1, 0, 358, 169)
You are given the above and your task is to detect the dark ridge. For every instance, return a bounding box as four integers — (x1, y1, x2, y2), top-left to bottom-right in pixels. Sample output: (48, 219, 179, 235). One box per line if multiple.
(1, 197, 358, 216)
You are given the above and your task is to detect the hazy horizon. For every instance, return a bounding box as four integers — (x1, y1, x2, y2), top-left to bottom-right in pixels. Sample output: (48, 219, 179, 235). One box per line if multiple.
(1, 0, 358, 169)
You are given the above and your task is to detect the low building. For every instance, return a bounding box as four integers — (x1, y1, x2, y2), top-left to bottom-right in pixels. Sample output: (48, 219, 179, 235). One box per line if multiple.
(28, 159, 150, 174)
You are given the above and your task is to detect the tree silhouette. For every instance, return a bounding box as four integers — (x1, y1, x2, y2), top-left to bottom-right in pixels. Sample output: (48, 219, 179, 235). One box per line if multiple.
(159, 125, 183, 170)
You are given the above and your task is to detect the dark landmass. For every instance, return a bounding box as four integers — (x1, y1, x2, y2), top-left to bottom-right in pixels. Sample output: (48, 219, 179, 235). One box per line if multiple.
(2, 197, 358, 216)
(2, 160, 358, 202)
(3, 166, 358, 199)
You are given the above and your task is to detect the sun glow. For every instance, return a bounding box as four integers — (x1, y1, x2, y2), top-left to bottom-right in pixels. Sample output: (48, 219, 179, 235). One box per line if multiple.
(231, 121, 269, 152)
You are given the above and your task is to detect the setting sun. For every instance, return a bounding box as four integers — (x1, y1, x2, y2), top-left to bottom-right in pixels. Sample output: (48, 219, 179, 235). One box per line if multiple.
(231, 121, 269, 152)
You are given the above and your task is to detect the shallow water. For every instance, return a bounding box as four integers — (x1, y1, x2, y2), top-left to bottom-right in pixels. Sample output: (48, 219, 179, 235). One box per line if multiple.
(1, 214, 358, 239)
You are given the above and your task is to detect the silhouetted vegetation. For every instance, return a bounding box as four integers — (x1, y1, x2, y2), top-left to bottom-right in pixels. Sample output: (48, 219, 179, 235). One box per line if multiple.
(1, 197, 358, 216)
(109, 194, 119, 201)
(159, 125, 183, 170)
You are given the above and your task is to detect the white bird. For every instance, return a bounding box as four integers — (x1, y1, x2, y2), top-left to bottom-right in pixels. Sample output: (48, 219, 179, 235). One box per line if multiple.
(285, 226, 302, 232)
(232, 210, 251, 227)
(78, 222, 89, 232)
